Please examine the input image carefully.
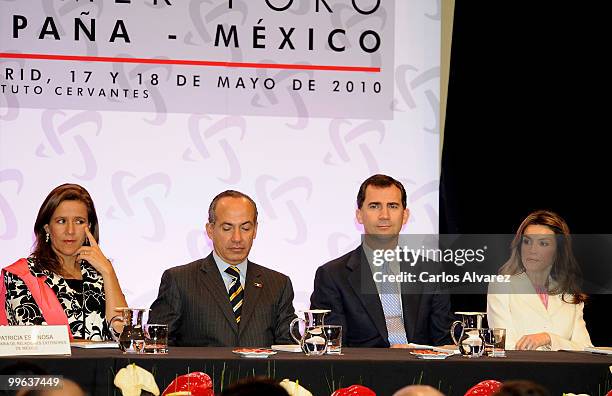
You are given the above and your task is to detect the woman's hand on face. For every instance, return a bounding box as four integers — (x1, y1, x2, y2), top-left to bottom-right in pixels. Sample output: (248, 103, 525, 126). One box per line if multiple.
(515, 332, 551, 350)
(74, 226, 113, 276)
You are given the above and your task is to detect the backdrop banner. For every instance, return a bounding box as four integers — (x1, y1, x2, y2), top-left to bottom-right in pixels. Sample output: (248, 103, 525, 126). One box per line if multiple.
(1, 0, 440, 311)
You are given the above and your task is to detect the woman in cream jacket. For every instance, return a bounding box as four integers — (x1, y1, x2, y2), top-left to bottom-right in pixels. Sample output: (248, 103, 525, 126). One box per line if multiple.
(487, 210, 592, 351)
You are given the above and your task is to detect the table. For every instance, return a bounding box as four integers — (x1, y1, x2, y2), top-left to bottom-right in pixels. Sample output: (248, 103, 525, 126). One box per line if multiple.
(1, 348, 611, 395)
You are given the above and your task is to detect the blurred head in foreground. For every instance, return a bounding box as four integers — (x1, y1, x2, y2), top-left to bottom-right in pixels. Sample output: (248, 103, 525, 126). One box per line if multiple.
(221, 376, 289, 396)
(393, 384, 445, 396)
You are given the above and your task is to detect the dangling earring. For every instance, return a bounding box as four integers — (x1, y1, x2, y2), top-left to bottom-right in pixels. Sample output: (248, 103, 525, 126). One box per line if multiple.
(45, 232, 50, 243)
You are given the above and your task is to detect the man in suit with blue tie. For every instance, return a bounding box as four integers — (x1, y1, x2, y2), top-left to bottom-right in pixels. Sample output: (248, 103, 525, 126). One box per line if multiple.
(149, 190, 296, 346)
(310, 174, 452, 347)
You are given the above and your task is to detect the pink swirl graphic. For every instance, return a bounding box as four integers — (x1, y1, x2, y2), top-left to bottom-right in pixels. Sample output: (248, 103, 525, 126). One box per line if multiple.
(396, 65, 440, 134)
(327, 232, 360, 258)
(255, 175, 312, 245)
(186, 0, 246, 62)
(108, 171, 171, 242)
(0, 56, 25, 120)
(251, 66, 314, 128)
(183, 115, 246, 184)
(407, 179, 439, 230)
(425, 0, 441, 20)
(324, 119, 385, 174)
(111, 59, 173, 125)
(43, 0, 102, 57)
(38, 110, 102, 180)
(0, 169, 24, 240)
(186, 228, 213, 261)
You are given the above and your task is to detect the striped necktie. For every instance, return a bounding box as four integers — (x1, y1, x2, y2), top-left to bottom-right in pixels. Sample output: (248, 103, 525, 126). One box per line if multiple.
(225, 266, 244, 324)
(379, 262, 408, 345)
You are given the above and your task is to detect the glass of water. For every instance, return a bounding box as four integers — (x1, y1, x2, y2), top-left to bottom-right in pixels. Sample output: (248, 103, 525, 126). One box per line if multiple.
(480, 328, 506, 357)
(323, 325, 342, 355)
(490, 328, 506, 357)
(144, 324, 168, 354)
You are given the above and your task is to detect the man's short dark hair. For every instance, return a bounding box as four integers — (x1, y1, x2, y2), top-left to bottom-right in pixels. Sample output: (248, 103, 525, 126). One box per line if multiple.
(357, 174, 407, 209)
(208, 190, 258, 224)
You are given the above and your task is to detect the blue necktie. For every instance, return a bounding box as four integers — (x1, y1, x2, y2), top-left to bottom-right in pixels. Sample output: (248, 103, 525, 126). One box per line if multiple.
(378, 262, 408, 345)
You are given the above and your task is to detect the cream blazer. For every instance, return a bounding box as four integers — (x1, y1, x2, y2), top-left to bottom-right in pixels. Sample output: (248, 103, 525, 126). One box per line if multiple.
(487, 272, 592, 351)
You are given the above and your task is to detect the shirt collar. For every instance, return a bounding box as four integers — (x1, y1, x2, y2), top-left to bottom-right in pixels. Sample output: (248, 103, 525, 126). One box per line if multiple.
(362, 242, 400, 274)
(212, 251, 248, 274)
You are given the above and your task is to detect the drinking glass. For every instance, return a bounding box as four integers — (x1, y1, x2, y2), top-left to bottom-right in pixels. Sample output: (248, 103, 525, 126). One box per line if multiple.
(323, 325, 342, 355)
(144, 324, 168, 354)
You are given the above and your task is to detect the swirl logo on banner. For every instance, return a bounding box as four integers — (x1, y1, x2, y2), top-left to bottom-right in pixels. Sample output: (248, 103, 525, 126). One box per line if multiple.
(0, 0, 439, 310)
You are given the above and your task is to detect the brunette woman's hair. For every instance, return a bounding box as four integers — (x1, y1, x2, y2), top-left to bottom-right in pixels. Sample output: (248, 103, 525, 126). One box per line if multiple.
(31, 184, 99, 275)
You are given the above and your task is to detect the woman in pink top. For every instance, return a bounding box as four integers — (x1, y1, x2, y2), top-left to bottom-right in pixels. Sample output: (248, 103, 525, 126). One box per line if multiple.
(1, 184, 127, 340)
(487, 210, 592, 351)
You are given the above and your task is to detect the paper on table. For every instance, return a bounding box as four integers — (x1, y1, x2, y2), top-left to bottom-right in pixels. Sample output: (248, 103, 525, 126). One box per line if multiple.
(406, 343, 434, 349)
(433, 345, 460, 355)
(584, 346, 612, 355)
(272, 344, 302, 353)
(71, 341, 119, 349)
(404, 343, 460, 354)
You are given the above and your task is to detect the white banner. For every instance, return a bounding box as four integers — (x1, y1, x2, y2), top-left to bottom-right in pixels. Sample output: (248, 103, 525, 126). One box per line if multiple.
(1, 0, 440, 312)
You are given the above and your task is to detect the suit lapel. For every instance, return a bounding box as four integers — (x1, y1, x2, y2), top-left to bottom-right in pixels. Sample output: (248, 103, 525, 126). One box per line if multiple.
(347, 246, 388, 341)
(546, 278, 565, 317)
(238, 262, 263, 335)
(199, 255, 238, 333)
(547, 292, 565, 317)
(517, 292, 548, 317)
(513, 273, 548, 317)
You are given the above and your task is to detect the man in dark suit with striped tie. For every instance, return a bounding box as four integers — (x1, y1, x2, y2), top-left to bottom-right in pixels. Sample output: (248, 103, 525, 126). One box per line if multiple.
(149, 190, 297, 347)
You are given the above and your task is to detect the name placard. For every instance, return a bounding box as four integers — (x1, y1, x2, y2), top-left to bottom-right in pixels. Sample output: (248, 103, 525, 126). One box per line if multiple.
(0, 326, 71, 356)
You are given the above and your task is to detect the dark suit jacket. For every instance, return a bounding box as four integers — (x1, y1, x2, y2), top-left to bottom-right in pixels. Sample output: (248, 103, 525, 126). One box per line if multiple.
(149, 254, 296, 347)
(310, 245, 452, 347)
